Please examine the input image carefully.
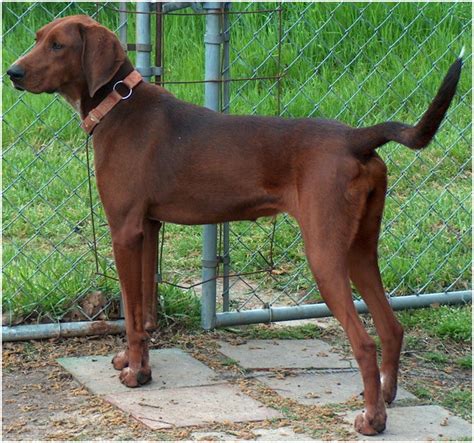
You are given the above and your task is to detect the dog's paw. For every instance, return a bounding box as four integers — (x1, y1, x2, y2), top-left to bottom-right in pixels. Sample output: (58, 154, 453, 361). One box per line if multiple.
(354, 411, 386, 436)
(112, 349, 129, 370)
(119, 367, 152, 388)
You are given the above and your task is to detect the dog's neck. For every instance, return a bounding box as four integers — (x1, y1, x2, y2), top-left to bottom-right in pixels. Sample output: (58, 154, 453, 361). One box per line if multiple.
(81, 58, 136, 119)
(59, 58, 136, 120)
(58, 57, 134, 120)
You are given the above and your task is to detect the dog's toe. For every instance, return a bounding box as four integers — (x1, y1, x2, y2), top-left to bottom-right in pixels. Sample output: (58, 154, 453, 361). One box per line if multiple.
(112, 349, 129, 370)
(119, 367, 139, 387)
(137, 367, 152, 385)
(354, 411, 386, 435)
(119, 367, 152, 388)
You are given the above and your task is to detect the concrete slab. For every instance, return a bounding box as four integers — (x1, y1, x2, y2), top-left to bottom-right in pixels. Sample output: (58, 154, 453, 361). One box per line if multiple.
(57, 348, 220, 395)
(343, 405, 472, 441)
(190, 431, 237, 441)
(218, 339, 356, 369)
(105, 383, 282, 429)
(191, 426, 315, 441)
(260, 370, 416, 406)
(253, 426, 315, 440)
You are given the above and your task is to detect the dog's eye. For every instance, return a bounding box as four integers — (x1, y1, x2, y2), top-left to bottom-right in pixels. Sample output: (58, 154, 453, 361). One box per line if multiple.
(52, 42, 64, 51)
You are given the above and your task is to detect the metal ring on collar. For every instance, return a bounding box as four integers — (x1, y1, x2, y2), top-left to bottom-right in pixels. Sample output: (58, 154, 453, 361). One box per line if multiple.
(113, 80, 133, 100)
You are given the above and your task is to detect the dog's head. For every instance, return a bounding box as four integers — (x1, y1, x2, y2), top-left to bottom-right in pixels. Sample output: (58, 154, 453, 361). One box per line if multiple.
(7, 15, 125, 97)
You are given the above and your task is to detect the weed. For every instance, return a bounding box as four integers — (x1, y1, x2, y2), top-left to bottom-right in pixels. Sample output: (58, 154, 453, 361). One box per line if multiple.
(441, 389, 472, 421)
(158, 286, 201, 330)
(398, 306, 472, 342)
(411, 385, 431, 400)
(231, 324, 321, 340)
(456, 355, 472, 369)
(403, 335, 423, 350)
(222, 357, 239, 367)
(424, 351, 449, 364)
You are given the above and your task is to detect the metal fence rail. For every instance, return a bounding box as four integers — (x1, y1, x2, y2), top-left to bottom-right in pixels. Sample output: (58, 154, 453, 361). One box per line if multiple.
(2, 2, 471, 336)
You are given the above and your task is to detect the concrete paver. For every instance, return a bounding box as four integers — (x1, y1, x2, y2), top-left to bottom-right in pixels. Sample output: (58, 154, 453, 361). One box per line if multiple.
(343, 405, 472, 441)
(57, 341, 470, 441)
(191, 426, 314, 441)
(253, 426, 315, 440)
(260, 370, 416, 405)
(190, 431, 237, 441)
(57, 348, 220, 395)
(105, 383, 282, 429)
(218, 339, 356, 369)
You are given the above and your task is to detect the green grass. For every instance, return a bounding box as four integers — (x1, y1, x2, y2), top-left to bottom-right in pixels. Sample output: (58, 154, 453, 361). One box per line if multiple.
(441, 389, 472, 421)
(2, 3, 472, 323)
(398, 305, 472, 342)
(412, 384, 431, 400)
(424, 351, 449, 365)
(158, 286, 201, 330)
(456, 355, 472, 370)
(221, 357, 239, 367)
(229, 323, 322, 340)
(409, 382, 472, 421)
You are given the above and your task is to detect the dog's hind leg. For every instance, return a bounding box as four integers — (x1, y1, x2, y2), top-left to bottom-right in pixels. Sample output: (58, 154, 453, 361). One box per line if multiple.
(143, 219, 161, 331)
(348, 158, 403, 404)
(295, 170, 386, 435)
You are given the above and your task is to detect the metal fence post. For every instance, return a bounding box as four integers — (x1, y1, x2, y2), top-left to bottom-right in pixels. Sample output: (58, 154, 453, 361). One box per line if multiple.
(136, 2, 151, 81)
(201, 2, 223, 330)
(155, 2, 163, 85)
(221, 2, 231, 312)
(118, 2, 128, 319)
(118, 2, 128, 50)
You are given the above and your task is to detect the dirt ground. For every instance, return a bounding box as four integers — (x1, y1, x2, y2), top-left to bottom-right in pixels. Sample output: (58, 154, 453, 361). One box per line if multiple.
(2, 319, 472, 441)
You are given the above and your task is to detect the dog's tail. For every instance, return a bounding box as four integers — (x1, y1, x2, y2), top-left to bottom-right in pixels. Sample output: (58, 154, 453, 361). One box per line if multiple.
(350, 50, 463, 155)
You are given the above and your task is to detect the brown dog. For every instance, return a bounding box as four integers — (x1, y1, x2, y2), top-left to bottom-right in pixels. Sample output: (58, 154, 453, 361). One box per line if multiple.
(7, 15, 462, 435)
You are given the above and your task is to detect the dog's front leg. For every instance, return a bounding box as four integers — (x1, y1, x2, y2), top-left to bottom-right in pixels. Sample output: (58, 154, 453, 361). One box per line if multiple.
(111, 224, 152, 387)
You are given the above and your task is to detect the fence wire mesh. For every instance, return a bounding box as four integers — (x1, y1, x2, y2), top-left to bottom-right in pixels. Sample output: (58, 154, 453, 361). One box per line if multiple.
(2, 2, 122, 325)
(2, 2, 471, 327)
(219, 2, 472, 314)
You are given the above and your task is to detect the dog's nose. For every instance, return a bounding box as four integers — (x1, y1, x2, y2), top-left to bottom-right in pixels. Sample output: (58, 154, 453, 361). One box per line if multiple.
(7, 64, 25, 80)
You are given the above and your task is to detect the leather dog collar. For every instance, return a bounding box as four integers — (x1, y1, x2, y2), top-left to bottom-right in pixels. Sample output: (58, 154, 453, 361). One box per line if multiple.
(81, 70, 143, 134)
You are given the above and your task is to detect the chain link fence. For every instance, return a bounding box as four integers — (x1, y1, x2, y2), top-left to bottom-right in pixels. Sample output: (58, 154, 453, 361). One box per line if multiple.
(217, 2, 472, 320)
(3, 2, 122, 326)
(2, 2, 471, 329)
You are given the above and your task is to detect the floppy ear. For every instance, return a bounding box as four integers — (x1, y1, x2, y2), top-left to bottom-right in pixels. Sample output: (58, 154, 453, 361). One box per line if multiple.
(80, 24, 125, 97)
